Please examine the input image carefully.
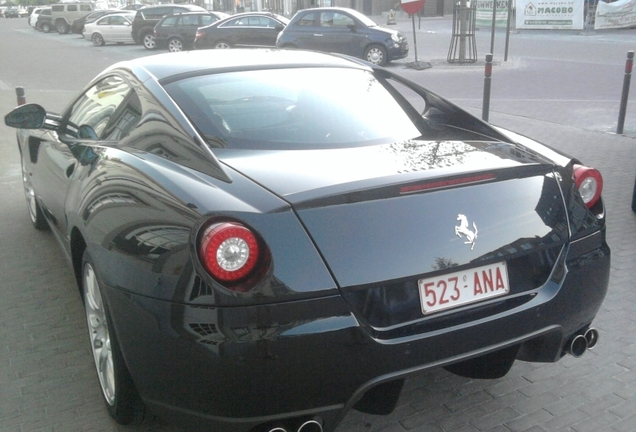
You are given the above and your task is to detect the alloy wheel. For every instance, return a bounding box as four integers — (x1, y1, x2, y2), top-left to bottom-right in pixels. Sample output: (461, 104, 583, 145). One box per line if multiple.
(84, 262, 116, 406)
(143, 34, 156, 50)
(168, 38, 183, 52)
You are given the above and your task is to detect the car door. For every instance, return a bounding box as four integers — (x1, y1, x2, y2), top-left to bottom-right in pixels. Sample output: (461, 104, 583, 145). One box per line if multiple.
(249, 16, 285, 47)
(32, 75, 140, 251)
(286, 11, 319, 49)
(179, 14, 200, 46)
(312, 11, 364, 56)
(111, 15, 134, 42)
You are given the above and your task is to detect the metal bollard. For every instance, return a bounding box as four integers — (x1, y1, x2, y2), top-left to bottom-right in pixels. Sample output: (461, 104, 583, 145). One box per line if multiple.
(482, 53, 493, 122)
(16, 87, 26, 106)
(617, 50, 633, 135)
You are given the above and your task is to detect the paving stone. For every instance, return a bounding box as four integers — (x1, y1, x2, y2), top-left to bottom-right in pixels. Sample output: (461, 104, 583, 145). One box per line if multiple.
(1, 15, 635, 432)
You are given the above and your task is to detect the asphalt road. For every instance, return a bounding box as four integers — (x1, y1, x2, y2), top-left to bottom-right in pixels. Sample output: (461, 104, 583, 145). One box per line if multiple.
(0, 14, 635, 432)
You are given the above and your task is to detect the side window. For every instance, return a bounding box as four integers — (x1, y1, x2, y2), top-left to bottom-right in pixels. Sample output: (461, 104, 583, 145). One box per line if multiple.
(51, 5, 64, 12)
(332, 13, 354, 28)
(201, 15, 215, 26)
(224, 17, 244, 26)
(67, 5, 77, 12)
(101, 90, 142, 141)
(148, 7, 169, 19)
(248, 16, 267, 27)
(182, 15, 199, 26)
(80, 5, 92, 12)
(319, 12, 334, 27)
(110, 15, 126, 25)
(295, 12, 316, 26)
(65, 75, 141, 141)
(265, 18, 280, 28)
(161, 16, 178, 27)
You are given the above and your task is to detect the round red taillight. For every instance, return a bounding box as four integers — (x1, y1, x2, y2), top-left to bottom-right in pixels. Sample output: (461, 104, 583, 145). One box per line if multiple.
(199, 222, 260, 282)
(573, 164, 603, 209)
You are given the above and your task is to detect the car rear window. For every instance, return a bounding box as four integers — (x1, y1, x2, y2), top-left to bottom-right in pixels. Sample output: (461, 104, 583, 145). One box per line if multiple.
(164, 67, 421, 150)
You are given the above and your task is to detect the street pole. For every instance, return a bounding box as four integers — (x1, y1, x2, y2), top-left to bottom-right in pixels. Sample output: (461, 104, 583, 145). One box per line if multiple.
(490, 0, 497, 55)
(459, 0, 467, 63)
(482, 53, 493, 122)
(617, 50, 633, 135)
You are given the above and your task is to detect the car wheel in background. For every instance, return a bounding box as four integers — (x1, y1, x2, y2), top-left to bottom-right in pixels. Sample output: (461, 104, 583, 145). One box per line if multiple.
(82, 251, 147, 425)
(22, 166, 48, 231)
(41, 22, 51, 33)
(168, 37, 183, 52)
(91, 32, 105, 46)
(364, 44, 387, 66)
(214, 41, 231, 49)
(56, 20, 69, 34)
(142, 32, 156, 50)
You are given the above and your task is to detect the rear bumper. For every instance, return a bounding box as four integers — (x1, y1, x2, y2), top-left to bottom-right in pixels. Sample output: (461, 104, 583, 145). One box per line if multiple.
(104, 231, 609, 432)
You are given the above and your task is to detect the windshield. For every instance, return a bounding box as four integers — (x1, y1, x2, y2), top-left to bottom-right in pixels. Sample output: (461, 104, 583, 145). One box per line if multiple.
(164, 67, 421, 150)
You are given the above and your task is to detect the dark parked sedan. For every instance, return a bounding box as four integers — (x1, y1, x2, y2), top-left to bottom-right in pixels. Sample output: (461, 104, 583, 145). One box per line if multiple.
(276, 7, 408, 66)
(194, 12, 288, 49)
(5, 49, 609, 432)
(154, 11, 229, 52)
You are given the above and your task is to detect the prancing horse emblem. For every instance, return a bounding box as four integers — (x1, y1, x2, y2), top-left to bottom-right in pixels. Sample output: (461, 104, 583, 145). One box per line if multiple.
(455, 214, 478, 250)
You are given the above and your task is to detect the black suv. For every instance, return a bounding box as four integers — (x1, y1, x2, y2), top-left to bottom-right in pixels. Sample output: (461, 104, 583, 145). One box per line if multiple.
(154, 11, 229, 52)
(131, 4, 206, 49)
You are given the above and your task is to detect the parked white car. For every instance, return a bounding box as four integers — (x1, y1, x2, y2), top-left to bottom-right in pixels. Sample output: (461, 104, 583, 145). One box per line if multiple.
(83, 12, 135, 46)
(29, 7, 47, 28)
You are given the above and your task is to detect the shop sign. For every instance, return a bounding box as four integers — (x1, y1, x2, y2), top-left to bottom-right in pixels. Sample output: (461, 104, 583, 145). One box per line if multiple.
(595, 0, 636, 29)
(516, 0, 585, 29)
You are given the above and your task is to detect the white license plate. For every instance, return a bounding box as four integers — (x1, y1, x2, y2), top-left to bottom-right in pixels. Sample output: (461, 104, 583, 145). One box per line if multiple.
(418, 261, 509, 315)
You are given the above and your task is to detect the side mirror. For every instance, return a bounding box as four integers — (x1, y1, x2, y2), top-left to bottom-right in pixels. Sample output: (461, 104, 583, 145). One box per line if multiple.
(4, 104, 47, 129)
(274, 24, 284, 31)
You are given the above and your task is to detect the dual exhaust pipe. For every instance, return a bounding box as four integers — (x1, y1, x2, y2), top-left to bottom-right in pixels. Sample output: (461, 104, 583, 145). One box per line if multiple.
(267, 418, 323, 432)
(565, 328, 599, 358)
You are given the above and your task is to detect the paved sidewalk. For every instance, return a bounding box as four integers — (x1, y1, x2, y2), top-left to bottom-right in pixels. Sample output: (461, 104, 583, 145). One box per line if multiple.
(1, 14, 635, 432)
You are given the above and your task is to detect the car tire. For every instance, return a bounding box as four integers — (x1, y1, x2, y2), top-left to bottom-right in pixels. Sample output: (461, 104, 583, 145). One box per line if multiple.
(41, 22, 51, 33)
(56, 20, 69, 34)
(22, 167, 48, 231)
(91, 32, 105, 46)
(167, 37, 183, 52)
(364, 44, 388, 66)
(142, 32, 156, 50)
(214, 41, 231, 49)
(82, 251, 147, 425)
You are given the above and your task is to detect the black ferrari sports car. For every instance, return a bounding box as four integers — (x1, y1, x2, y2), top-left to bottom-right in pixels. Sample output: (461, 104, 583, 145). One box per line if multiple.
(5, 50, 609, 432)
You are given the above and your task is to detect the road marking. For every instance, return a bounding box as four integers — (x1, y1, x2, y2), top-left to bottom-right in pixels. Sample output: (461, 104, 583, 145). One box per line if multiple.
(0, 80, 11, 91)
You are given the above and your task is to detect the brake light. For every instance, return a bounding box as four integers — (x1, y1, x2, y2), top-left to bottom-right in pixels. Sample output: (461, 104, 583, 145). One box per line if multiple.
(199, 222, 267, 290)
(573, 164, 603, 208)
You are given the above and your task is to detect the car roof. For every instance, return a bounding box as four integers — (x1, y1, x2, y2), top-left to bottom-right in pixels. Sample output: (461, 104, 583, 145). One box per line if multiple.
(291, 7, 373, 21)
(159, 11, 221, 20)
(217, 11, 288, 22)
(142, 4, 205, 11)
(105, 49, 371, 83)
